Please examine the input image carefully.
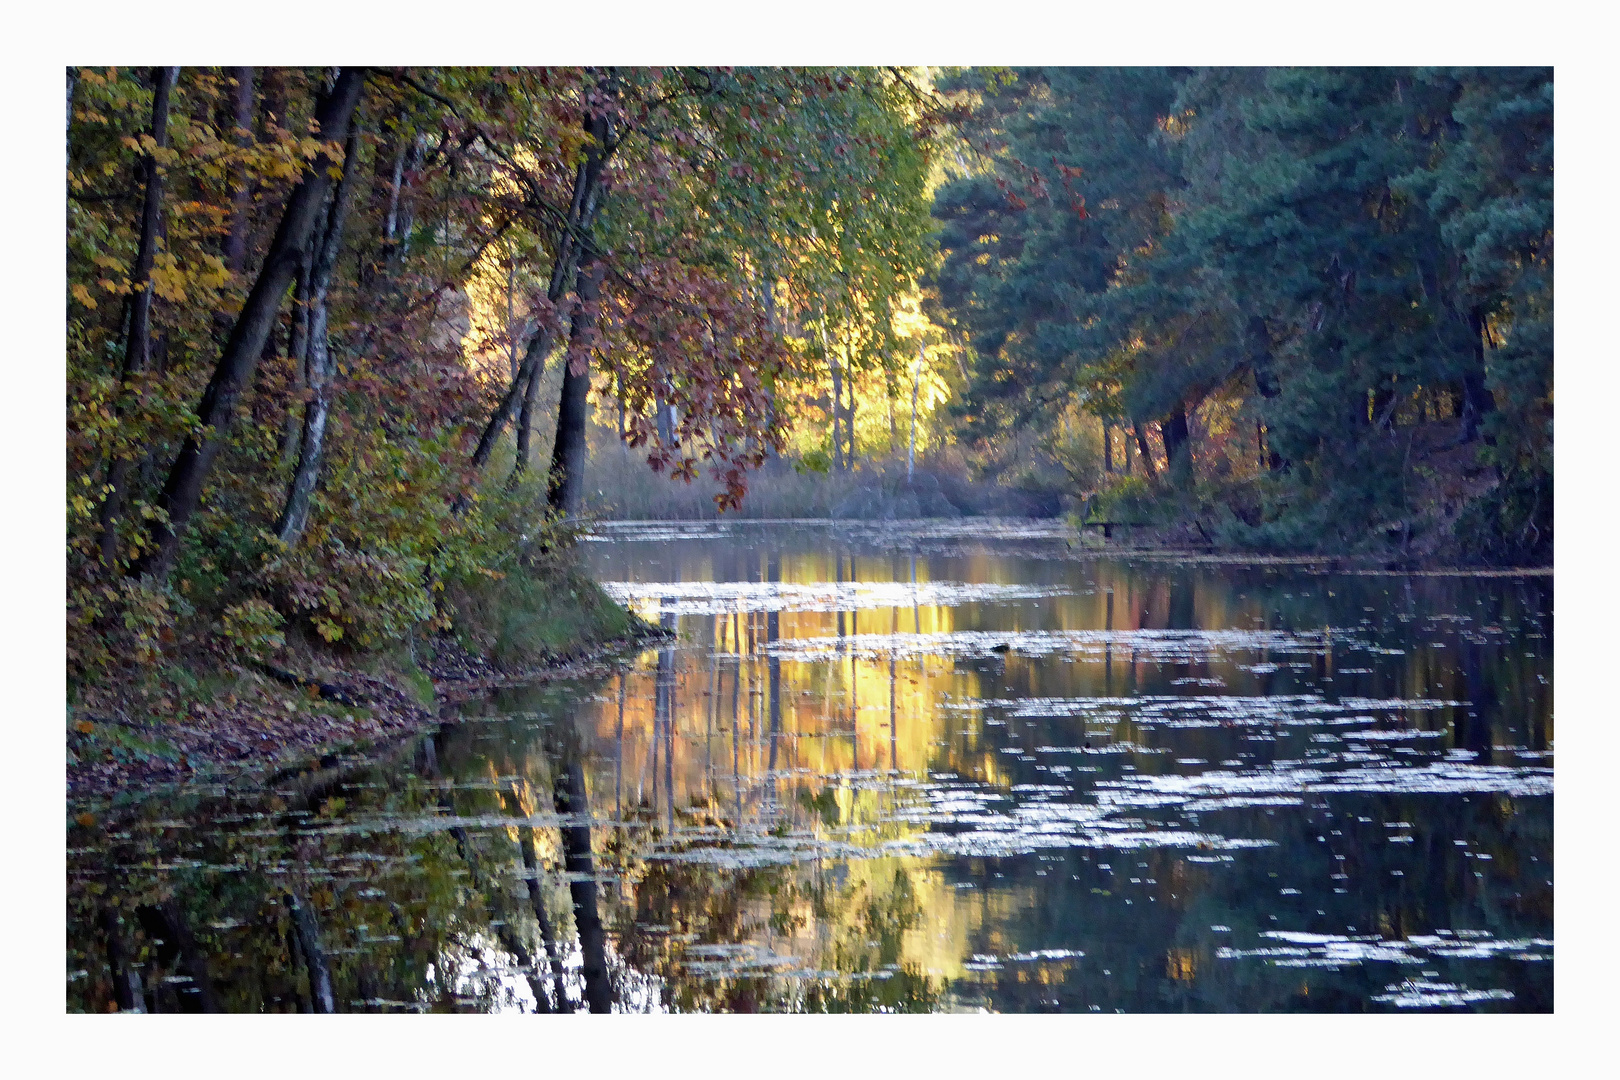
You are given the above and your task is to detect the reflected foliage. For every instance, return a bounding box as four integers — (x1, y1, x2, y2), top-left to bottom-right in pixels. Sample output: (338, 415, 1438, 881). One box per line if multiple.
(69, 523, 1550, 1012)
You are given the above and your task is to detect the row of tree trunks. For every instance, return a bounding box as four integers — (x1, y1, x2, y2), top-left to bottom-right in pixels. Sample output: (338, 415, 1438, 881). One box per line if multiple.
(97, 66, 177, 569)
(129, 68, 367, 581)
(474, 99, 612, 482)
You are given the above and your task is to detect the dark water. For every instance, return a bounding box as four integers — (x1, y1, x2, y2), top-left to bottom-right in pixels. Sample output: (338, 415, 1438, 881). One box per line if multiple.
(67, 520, 1552, 1013)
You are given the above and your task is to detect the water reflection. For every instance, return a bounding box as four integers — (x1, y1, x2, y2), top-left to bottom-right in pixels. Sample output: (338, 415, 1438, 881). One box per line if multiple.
(67, 520, 1552, 1012)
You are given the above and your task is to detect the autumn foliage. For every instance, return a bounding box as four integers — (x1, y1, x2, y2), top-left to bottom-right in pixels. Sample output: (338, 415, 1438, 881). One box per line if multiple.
(67, 66, 940, 683)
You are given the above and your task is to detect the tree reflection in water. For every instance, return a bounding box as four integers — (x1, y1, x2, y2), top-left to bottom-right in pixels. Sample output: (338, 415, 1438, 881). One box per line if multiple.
(67, 523, 1552, 1012)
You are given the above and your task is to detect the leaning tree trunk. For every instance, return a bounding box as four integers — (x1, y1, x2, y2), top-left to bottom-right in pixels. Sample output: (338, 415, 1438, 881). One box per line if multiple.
(511, 343, 550, 484)
(97, 66, 177, 569)
(546, 258, 605, 515)
(1133, 422, 1158, 480)
(276, 257, 314, 467)
(129, 68, 365, 581)
(275, 120, 362, 547)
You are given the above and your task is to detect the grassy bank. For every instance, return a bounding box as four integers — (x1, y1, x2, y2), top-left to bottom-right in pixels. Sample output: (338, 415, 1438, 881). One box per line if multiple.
(67, 549, 662, 805)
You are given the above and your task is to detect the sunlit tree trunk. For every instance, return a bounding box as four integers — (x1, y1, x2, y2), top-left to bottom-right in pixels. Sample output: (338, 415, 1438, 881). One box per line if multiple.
(908, 346, 921, 483)
(130, 68, 366, 580)
(821, 322, 843, 470)
(841, 329, 859, 468)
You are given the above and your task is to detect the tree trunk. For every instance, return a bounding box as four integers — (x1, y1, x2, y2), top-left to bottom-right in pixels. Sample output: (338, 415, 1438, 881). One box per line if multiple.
(511, 352, 547, 482)
(887, 376, 897, 452)
(129, 68, 365, 580)
(1161, 402, 1190, 472)
(1247, 314, 1284, 471)
(97, 66, 177, 569)
(277, 258, 313, 468)
(66, 67, 77, 173)
(546, 257, 605, 515)
(1102, 421, 1112, 474)
(908, 346, 921, 482)
(222, 67, 256, 275)
(149, 899, 222, 1013)
(1460, 306, 1497, 443)
(841, 331, 858, 468)
(1133, 422, 1157, 480)
(276, 119, 363, 547)
(822, 322, 842, 470)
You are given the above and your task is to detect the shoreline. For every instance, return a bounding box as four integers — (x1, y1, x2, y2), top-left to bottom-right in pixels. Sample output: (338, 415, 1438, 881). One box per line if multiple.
(66, 622, 671, 814)
(586, 514, 1552, 575)
(65, 520, 1550, 816)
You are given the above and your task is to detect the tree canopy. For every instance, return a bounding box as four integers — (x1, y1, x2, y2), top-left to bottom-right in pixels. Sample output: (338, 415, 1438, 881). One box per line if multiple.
(930, 66, 1551, 563)
(67, 65, 943, 677)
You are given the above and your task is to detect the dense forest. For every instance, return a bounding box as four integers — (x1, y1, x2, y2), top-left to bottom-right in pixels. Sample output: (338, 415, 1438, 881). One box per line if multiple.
(930, 67, 1551, 568)
(66, 66, 1552, 722)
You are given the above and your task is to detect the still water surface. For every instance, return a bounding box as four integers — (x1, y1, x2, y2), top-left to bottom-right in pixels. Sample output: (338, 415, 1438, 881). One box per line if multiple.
(67, 520, 1552, 1012)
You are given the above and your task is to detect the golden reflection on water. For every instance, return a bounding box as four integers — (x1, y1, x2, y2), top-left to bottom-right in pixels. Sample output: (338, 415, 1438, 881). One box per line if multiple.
(572, 543, 1551, 998)
(65, 526, 1554, 1012)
